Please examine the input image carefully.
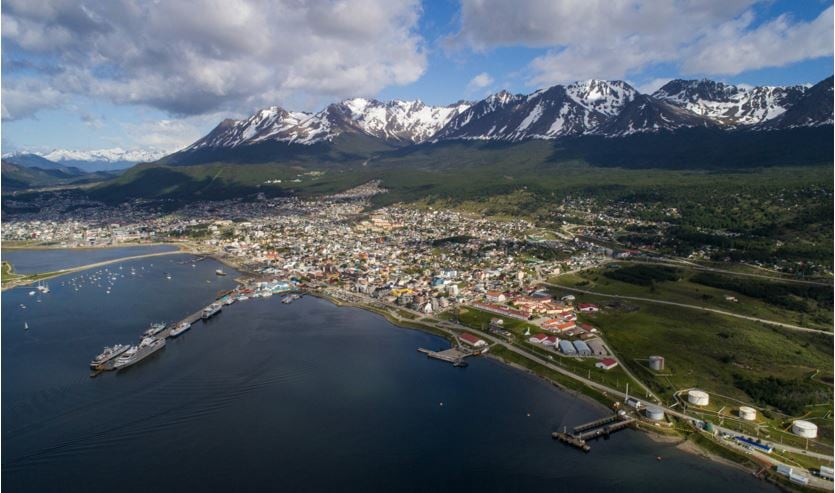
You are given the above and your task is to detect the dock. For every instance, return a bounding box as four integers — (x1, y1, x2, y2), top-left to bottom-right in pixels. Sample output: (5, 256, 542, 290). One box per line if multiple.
(417, 347, 471, 366)
(552, 414, 636, 452)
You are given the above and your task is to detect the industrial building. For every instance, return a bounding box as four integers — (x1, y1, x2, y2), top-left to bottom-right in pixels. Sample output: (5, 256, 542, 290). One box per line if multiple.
(687, 389, 710, 406)
(586, 339, 607, 356)
(648, 355, 665, 371)
(572, 340, 591, 356)
(595, 358, 618, 370)
(792, 420, 818, 438)
(738, 406, 757, 421)
(558, 340, 577, 355)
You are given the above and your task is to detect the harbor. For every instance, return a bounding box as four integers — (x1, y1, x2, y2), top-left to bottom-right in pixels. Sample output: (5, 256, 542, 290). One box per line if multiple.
(417, 347, 473, 367)
(89, 277, 301, 374)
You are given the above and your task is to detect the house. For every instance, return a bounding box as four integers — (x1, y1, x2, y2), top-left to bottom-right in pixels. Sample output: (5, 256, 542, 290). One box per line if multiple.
(529, 333, 549, 344)
(578, 303, 599, 312)
(545, 335, 559, 346)
(459, 332, 487, 348)
(485, 290, 506, 303)
(543, 320, 576, 333)
(595, 358, 618, 370)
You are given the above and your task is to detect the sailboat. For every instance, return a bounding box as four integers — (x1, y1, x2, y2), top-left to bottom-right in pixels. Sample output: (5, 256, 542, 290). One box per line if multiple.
(24, 321, 29, 330)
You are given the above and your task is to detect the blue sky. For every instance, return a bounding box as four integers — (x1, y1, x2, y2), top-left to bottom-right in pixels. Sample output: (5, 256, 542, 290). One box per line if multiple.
(2, 0, 832, 154)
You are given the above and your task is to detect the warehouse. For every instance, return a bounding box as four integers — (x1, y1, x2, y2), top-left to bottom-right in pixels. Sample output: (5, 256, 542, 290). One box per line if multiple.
(586, 339, 607, 356)
(558, 340, 577, 355)
(572, 340, 591, 356)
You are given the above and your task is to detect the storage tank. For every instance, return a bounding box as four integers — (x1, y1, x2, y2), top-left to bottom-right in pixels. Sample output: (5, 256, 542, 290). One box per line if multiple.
(738, 406, 757, 421)
(792, 420, 818, 438)
(645, 405, 665, 421)
(648, 355, 665, 371)
(687, 389, 709, 406)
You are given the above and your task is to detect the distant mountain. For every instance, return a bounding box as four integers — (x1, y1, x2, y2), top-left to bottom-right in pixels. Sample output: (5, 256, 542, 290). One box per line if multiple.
(165, 76, 832, 166)
(3, 147, 168, 172)
(0, 159, 110, 191)
(1, 153, 67, 171)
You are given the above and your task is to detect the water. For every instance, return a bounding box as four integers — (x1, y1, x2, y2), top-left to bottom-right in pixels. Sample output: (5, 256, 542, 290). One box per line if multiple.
(2, 250, 775, 492)
(2, 244, 179, 274)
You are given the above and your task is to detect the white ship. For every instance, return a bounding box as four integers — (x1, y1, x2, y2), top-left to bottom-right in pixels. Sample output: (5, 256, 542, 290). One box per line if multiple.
(113, 337, 165, 370)
(169, 322, 191, 338)
(90, 344, 130, 368)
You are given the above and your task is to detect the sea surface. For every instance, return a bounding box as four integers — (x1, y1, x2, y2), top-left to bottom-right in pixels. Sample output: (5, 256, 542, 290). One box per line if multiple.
(1, 248, 776, 492)
(2, 244, 179, 274)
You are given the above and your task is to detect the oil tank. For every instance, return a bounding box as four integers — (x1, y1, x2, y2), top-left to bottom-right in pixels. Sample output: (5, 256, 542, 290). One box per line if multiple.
(687, 389, 709, 406)
(739, 406, 757, 421)
(792, 420, 818, 438)
(648, 355, 665, 371)
(645, 405, 665, 421)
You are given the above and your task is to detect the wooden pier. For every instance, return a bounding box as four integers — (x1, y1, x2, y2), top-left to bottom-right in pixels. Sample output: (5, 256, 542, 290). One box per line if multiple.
(552, 414, 636, 452)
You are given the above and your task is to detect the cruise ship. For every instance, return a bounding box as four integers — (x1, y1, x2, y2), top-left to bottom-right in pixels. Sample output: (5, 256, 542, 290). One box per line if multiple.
(113, 337, 166, 370)
(169, 321, 191, 338)
(90, 344, 130, 369)
(144, 322, 167, 337)
(202, 303, 222, 320)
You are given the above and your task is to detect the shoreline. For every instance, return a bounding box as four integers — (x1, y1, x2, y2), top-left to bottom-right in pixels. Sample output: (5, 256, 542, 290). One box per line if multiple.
(2, 244, 809, 488)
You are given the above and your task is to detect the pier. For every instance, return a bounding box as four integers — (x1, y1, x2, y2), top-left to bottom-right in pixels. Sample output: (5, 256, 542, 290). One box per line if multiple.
(417, 347, 471, 366)
(552, 414, 636, 452)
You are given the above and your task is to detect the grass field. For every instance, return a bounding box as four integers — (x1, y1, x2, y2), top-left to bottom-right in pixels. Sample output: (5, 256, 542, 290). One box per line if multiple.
(553, 263, 833, 330)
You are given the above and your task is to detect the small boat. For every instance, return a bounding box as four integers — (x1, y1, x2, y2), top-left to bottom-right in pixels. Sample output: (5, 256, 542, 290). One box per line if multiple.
(28, 291, 35, 296)
(165, 273, 172, 280)
(24, 321, 29, 330)
(169, 322, 191, 338)
(144, 322, 167, 337)
(19, 304, 26, 309)
(215, 269, 227, 276)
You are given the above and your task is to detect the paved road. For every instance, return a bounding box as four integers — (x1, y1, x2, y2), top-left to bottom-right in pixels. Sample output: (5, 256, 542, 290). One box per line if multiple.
(629, 258, 833, 287)
(541, 281, 833, 336)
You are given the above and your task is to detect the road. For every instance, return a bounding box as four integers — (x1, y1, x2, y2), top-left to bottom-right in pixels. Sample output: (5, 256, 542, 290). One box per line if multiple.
(540, 281, 833, 336)
(629, 258, 833, 287)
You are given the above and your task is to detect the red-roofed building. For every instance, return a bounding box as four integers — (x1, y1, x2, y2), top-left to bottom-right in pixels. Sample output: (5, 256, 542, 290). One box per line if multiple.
(529, 333, 548, 344)
(595, 358, 618, 370)
(459, 332, 487, 348)
(579, 303, 599, 312)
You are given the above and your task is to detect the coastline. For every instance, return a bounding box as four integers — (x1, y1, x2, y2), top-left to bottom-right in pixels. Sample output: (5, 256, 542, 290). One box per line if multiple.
(2, 244, 797, 487)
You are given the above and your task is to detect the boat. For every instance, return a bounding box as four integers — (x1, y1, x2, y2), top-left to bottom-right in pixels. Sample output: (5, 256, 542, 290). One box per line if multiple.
(169, 322, 192, 338)
(144, 322, 167, 337)
(113, 337, 166, 370)
(262, 291, 273, 298)
(165, 273, 172, 280)
(90, 344, 130, 368)
(202, 303, 222, 320)
(28, 291, 35, 296)
(238, 295, 249, 301)
(223, 297, 236, 305)
(24, 321, 29, 330)
(215, 269, 227, 276)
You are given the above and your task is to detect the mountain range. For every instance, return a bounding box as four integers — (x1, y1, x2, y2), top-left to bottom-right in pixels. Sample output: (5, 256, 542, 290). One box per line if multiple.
(2, 147, 167, 173)
(164, 76, 833, 165)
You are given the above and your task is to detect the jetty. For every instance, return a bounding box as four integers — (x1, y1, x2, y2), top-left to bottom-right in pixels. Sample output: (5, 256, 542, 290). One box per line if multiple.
(417, 347, 471, 366)
(552, 414, 636, 452)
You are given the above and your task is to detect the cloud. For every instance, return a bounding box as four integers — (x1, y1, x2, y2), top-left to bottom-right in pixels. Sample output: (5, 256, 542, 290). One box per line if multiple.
(1, 77, 63, 120)
(121, 113, 230, 153)
(1, 0, 427, 118)
(450, 0, 832, 86)
(466, 72, 494, 93)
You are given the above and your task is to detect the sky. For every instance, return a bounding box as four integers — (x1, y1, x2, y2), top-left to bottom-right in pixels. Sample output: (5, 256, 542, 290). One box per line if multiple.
(2, 0, 832, 154)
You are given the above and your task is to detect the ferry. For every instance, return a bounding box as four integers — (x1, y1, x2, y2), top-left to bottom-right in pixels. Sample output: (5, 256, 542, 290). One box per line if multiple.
(202, 303, 222, 320)
(90, 344, 130, 369)
(169, 322, 192, 338)
(113, 337, 166, 370)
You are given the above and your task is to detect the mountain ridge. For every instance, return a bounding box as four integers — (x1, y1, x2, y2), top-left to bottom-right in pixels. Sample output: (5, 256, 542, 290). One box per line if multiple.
(165, 76, 833, 165)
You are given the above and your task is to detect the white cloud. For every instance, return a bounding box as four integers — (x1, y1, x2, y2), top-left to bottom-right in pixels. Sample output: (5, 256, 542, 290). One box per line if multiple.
(1, 78, 63, 120)
(1, 0, 427, 119)
(466, 72, 494, 93)
(121, 113, 231, 153)
(451, 0, 832, 86)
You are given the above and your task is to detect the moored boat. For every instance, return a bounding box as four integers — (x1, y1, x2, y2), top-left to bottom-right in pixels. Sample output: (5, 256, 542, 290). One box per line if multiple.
(169, 322, 192, 338)
(90, 344, 130, 369)
(114, 337, 165, 370)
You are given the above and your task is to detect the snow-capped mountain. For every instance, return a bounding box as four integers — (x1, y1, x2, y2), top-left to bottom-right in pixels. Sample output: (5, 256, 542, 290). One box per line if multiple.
(169, 76, 832, 163)
(653, 79, 806, 126)
(41, 147, 168, 164)
(186, 99, 471, 151)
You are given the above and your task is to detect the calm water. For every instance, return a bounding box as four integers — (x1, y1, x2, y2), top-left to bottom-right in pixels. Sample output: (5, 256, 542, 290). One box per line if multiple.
(2, 244, 179, 274)
(1, 250, 775, 492)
